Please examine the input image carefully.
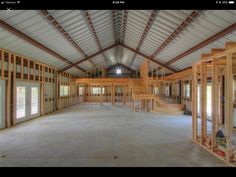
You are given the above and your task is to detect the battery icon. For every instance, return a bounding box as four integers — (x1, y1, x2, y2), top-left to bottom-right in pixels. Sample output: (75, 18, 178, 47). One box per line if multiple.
(229, 1, 235, 4)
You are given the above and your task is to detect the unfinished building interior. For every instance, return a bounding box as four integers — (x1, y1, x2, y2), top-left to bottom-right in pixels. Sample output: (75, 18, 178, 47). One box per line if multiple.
(0, 10, 236, 167)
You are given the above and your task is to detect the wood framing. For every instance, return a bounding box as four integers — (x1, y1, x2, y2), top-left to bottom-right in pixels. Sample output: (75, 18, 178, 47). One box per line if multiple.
(0, 47, 80, 129)
(192, 42, 236, 166)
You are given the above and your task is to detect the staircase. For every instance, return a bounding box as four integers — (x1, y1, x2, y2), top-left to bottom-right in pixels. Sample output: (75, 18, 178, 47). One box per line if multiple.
(131, 79, 146, 94)
(131, 79, 155, 99)
(151, 97, 184, 115)
(130, 79, 155, 112)
(130, 79, 184, 114)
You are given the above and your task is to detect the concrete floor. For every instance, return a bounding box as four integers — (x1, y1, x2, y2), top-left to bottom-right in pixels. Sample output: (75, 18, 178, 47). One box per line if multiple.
(0, 104, 227, 167)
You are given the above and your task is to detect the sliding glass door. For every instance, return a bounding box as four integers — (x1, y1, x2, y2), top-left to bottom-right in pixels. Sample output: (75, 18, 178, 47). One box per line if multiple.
(16, 81, 40, 123)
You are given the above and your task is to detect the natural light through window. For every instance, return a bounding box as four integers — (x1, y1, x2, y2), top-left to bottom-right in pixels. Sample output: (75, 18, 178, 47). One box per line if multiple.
(91, 87, 105, 95)
(116, 68, 121, 74)
(206, 84, 212, 117)
(60, 85, 69, 96)
(16, 87, 26, 119)
(0, 86, 2, 125)
(185, 83, 190, 97)
(31, 87, 38, 115)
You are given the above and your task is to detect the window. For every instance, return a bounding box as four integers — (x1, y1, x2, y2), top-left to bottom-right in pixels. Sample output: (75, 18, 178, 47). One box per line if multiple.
(91, 87, 105, 95)
(234, 78, 236, 103)
(116, 68, 121, 74)
(197, 85, 201, 115)
(31, 87, 38, 115)
(206, 84, 212, 117)
(79, 86, 84, 96)
(60, 85, 69, 96)
(154, 87, 159, 95)
(185, 83, 190, 97)
(91, 87, 99, 94)
(17, 87, 26, 119)
(0, 86, 1, 125)
(165, 86, 170, 96)
(176, 84, 180, 95)
(0, 81, 5, 128)
(197, 84, 212, 117)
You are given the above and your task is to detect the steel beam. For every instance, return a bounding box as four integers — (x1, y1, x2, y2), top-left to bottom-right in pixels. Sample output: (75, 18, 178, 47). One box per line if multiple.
(151, 10, 200, 58)
(166, 23, 236, 65)
(0, 19, 85, 73)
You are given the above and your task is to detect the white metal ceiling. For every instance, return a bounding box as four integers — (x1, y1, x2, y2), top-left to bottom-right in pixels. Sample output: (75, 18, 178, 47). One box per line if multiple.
(171, 31, 236, 70)
(0, 10, 235, 76)
(0, 26, 66, 68)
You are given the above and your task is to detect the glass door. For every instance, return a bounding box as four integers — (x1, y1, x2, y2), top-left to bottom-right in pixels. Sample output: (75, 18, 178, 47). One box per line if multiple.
(16, 81, 40, 124)
(16, 86, 26, 119)
(206, 84, 212, 120)
(0, 79, 6, 129)
(31, 87, 39, 115)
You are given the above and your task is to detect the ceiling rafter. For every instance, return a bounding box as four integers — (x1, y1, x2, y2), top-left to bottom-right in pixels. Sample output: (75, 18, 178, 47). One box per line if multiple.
(120, 43, 178, 73)
(129, 10, 158, 67)
(112, 10, 117, 44)
(40, 10, 96, 67)
(150, 10, 200, 58)
(82, 10, 108, 65)
(112, 10, 119, 63)
(0, 19, 86, 73)
(60, 43, 117, 72)
(120, 10, 128, 64)
(121, 10, 128, 45)
(165, 22, 236, 65)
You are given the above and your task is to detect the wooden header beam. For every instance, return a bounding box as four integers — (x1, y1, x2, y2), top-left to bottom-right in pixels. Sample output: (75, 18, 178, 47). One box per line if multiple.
(76, 78, 133, 84)
(164, 68, 192, 80)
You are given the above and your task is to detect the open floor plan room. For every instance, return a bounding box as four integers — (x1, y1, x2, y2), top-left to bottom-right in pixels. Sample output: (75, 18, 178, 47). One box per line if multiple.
(0, 10, 236, 167)
(0, 104, 226, 167)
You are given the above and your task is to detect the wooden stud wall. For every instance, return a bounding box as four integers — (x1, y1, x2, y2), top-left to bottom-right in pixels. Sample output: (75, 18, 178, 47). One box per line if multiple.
(81, 83, 131, 105)
(192, 42, 236, 166)
(0, 48, 78, 129)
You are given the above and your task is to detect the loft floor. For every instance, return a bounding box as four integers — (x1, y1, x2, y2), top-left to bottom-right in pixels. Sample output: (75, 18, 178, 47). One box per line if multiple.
(0, 104, 226, 167)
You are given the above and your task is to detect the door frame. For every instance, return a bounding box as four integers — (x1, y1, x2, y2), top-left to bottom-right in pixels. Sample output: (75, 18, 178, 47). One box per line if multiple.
(0, 79, 6, 129)
(15, 81, 40, 124)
